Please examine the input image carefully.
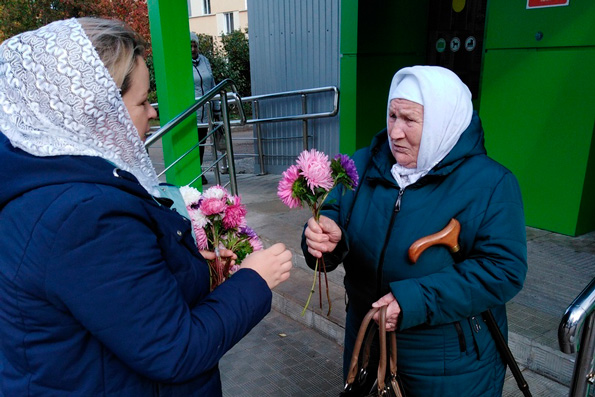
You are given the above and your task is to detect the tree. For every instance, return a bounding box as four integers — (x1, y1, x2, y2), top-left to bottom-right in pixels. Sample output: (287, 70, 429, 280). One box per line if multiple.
(0, 0, 155, 99)
(196, 30, 251, 98)
(0, 0, 150, 51)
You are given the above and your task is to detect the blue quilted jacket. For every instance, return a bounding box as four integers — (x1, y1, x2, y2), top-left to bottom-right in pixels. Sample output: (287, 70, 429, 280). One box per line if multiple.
(303, 112, 527, 396)
(0, 132, 271, 396)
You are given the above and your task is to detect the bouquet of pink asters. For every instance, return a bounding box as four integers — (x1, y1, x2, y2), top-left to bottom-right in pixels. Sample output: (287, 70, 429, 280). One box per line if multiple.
(180, 185, 263, 290)
(277, 149, 359, 316)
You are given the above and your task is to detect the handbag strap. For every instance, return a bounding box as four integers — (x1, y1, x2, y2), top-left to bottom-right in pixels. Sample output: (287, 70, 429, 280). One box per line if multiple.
(377, 306, 388, 393)
(345, 306, 380, 385)
(377, 307, 402, 397)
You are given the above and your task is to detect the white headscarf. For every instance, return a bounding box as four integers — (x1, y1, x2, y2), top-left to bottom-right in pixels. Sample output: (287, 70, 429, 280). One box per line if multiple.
(0, 19, 160, 196)
(387, 65, 473, 189)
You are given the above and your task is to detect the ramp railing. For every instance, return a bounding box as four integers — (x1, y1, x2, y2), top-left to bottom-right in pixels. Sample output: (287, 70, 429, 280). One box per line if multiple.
(559, 277, 595, 397)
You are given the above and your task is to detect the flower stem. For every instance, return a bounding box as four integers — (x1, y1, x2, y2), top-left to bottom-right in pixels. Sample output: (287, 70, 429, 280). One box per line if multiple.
(301, 257, 319, 316)
(320, 256, 332, 316)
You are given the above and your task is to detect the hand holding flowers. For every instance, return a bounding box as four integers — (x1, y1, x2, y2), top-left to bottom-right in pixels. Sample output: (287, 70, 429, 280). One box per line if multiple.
(181, 185, 263, 290)
(278, 149, 358, 316)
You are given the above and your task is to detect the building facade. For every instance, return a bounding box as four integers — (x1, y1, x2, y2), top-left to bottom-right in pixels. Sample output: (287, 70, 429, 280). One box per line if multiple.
(188, 0, 248, 37)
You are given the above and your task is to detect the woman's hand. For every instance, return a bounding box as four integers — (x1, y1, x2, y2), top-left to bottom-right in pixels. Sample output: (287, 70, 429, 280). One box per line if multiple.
(372, 292, 401, 332)
(241, 243, 293, 289)
(199, 248, 237, 266)
(304, 215, 342, 258)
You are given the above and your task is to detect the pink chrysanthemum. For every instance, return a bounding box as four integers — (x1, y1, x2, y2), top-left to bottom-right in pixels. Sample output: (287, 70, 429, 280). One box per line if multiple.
(194, 226, 209, 250)
(277, 164, 302, 209)
(223, 195, 247, 229)
(296, 149, 334, 193)
(200, 197, 227, 216)
(250, 237, 263, 252)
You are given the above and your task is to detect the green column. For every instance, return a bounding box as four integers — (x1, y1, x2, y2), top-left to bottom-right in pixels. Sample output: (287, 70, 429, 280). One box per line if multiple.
(338, 0, 358, 154)
(147, 0, 202, 188)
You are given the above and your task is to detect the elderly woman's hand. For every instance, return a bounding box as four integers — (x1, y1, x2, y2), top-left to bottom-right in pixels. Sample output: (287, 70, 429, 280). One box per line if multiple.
(304, 215, 342, 258)
(372, 292, 401, 332)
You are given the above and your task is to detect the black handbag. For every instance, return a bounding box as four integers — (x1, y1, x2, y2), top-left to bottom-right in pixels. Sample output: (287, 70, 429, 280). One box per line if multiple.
(340, 306, 405, 397)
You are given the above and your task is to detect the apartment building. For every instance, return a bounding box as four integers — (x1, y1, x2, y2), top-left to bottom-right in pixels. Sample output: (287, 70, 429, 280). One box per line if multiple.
(188, 0, 248, 37)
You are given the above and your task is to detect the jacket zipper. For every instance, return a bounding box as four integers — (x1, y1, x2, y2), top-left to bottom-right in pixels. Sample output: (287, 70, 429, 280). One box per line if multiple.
(375, 189, 404, 296)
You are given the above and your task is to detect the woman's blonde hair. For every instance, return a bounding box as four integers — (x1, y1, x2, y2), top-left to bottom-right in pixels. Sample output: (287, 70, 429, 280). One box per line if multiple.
(77, 17, 146, 95)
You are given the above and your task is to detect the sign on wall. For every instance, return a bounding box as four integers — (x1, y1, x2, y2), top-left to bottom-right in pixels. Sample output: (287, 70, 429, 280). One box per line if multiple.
(527, 0, 569, 8)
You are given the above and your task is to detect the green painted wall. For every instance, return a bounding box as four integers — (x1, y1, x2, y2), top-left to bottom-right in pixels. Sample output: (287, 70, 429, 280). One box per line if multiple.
(480, 1, 595, 236)
(147, 0, 203, 189)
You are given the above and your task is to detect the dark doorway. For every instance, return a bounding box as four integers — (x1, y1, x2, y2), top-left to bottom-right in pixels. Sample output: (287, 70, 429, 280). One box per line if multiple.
(426, 0, 487, 100)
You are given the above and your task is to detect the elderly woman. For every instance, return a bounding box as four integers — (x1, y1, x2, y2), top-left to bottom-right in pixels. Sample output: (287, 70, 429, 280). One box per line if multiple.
(0, 18, 292, 396)
(303, 66, 527, 396)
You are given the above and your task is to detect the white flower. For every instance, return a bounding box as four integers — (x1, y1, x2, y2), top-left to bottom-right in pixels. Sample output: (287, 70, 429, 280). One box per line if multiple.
(180, 185, 202, 206)
(189, 208, 208, 228)
(203, 185, 227, 200)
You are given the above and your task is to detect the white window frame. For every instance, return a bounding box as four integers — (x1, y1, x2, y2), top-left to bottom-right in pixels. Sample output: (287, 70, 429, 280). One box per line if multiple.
(202, 0, 211, 15)
(224, 12, 235, 34)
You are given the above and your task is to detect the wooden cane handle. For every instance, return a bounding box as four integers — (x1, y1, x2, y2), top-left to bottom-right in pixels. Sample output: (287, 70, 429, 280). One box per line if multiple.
(408, 218, 461, 263)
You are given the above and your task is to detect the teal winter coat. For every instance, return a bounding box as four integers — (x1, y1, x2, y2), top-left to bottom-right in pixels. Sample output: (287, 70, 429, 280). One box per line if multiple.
(303, 112, 527, 396)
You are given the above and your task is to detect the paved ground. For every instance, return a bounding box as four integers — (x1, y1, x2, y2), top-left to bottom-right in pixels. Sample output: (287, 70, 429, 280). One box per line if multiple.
(219, 310, 571, 397)
(148, 126, 595, 396)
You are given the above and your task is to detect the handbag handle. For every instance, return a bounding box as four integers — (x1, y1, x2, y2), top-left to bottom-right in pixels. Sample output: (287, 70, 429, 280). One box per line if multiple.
(344, 306, 402, 396)
(345, 306, 380, 385)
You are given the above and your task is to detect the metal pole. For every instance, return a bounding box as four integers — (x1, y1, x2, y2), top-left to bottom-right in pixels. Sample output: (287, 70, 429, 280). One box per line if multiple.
(568, 312, 595, 397)
(301, 94, 308, 150)
(220, 89, 238, 195)
(254, 100, 266, 175)
(207, 102, 222, 186)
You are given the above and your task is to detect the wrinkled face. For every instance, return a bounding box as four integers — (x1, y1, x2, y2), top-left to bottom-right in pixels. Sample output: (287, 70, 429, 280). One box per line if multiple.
(387, 98, 424, 168)
(122, 56, 157, 142)
(191, 41, 199, 59)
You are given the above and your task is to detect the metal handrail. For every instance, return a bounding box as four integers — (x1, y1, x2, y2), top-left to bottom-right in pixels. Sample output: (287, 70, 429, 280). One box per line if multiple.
(145, 78, 243, 195)
(559, 277, 595, 396)
(242, 86, 339, 124)
(145, 79, 245, 148)
(146, 84, 339, 184)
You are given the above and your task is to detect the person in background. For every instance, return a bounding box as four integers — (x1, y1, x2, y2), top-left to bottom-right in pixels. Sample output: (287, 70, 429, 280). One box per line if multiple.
(303, 65, 527, 396)
(191, 31, 225, 184)
(0, 18, 292, 396)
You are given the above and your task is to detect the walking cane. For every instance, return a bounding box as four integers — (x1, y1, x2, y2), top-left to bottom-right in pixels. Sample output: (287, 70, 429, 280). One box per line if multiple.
(408, 219, 532, 397)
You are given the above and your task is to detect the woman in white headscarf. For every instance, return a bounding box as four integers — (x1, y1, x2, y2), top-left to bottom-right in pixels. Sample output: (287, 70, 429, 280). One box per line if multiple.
(303, 66, 527, 396)
(0, 18, 292, 396)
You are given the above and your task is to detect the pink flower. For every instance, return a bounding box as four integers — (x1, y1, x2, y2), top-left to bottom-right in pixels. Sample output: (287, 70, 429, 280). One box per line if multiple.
(296, 149, 334, 193)
(277, 164, 302, 208)
(228, 264, 241, 275)
(200, 197, 227, 216)
(194, 227, 209, 250)
(250, 237, 263, 252)
(223, 195, 247, 229)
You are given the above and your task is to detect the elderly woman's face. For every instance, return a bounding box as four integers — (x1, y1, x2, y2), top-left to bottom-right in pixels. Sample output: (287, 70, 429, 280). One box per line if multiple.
(387, 98, 424, 168)
(122, 56, 157, 142)
(191, 41, 199, 59)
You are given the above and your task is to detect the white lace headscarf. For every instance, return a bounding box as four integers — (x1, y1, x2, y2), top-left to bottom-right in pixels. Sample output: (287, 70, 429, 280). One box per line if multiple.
(0, 18, 160, 196)
(387, 66, 473, 189)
